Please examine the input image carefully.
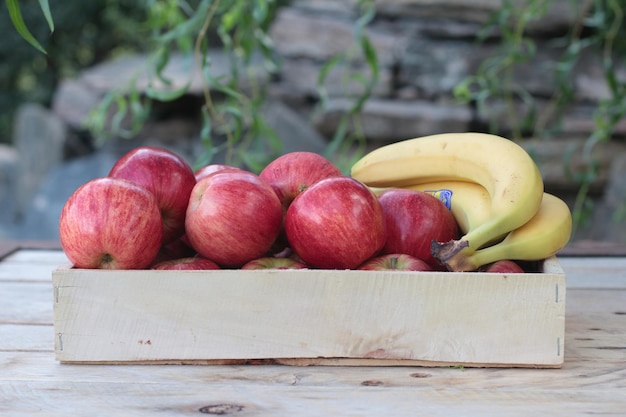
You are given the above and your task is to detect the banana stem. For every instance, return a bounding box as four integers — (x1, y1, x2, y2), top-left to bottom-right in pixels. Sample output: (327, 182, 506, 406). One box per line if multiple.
(431, 239, 474, 271)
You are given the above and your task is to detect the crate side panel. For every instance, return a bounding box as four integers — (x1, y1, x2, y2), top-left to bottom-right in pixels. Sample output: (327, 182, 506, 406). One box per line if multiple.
(52, 268, 565, 366)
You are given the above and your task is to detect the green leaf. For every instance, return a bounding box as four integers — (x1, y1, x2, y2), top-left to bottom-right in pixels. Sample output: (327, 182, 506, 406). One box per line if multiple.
(239, 150, 268, 174)
(129, 89, 150, 134)
(325, 117, 350, 158)
(38, 0, 54, 32)
(200, 108, 213, 146)
(453, 78, 473, 103)
(252, 1, 269, 23)
(111, 95, 129, 138)
(146, 81, 191, 101)
(317, 55, 344, 88)
(353, 0, 376, 39)
(157, 0, 211, 44)
(361, 36, 379, 80)
(195, 108, 230, 169)
(221, 1, 245, 32)
(316, 54, 344, 108)
(152, 47, 173, 86)
(6, 0, 47, 54)
(212, 82, 244, 101)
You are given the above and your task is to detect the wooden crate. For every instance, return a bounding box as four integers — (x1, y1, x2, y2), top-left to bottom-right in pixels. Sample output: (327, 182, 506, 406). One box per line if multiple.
(52, 256, 565, 368)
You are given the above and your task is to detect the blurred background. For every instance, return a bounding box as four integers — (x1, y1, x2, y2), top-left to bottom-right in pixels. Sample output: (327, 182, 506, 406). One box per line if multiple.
(1, 0, 625, 251)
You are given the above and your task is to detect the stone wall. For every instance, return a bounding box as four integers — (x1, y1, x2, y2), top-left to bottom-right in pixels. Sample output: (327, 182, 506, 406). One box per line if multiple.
(2, 0, 626, 246)
(269, 0, 620, 141)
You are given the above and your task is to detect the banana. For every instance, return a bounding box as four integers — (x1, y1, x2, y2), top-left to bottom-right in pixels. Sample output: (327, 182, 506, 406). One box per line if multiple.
(351, 133, 544, 264)
(404, 181, 492, 236)
(369, 182, 491, 235)
(436, 193, 572, 271)
(372, 183, 571, 271)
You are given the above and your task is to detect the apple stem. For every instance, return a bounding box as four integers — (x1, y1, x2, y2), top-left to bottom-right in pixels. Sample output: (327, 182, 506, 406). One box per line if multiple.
(100, 253, 114, 267)
(390, 256, 398, 269)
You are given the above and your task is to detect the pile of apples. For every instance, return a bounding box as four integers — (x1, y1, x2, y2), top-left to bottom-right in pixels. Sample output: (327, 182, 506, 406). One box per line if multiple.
(59, 146, 524, 273)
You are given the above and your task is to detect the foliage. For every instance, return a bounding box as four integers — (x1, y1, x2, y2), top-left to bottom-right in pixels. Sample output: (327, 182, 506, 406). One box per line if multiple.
(83, 0, 287, 172)
(453, 0, 626, 231)
(315, 0, 379, 171)
(85, 0, 378, 173)
(5, 0, 54, 54)
(8, 0, 626, 228)
(5, 0, 378, 174)
(0, 0, 149, 144)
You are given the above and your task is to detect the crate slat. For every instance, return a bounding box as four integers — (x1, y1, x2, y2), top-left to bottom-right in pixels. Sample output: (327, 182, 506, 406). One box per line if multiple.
(52, 257, 565, 367)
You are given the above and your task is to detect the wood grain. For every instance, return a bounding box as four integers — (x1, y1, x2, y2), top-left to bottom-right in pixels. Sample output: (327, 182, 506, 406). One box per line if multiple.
(1, 250, 625, 417)
(0, 350, 624, 417)
(52, 262, 565, 367)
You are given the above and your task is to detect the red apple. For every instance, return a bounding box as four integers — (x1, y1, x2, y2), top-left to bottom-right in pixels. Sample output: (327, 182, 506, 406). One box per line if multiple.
(260, 152, 343, 254)
(358, 253, 433, 271)
(481, 259, 525, 273)
(194, 164, 243, 182)
(152, 256, 221, 270)
(285, 176, 386, 270)
(259, 151, 342, 211)
(108, 146, 196, 245)
(185, 170, 283, 267)
(151, 237, 197, 265)
(378, 189, 459, 270)
(241, 257, 308, 270)
(59, 177, 163, 269)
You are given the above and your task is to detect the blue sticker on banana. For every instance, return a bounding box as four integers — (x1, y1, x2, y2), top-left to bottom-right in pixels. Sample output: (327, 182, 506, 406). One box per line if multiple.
(423, 189, 453, 210)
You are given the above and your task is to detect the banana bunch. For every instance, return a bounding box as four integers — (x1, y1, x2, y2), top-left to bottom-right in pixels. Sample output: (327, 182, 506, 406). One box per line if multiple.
(351, 132, 572, 272)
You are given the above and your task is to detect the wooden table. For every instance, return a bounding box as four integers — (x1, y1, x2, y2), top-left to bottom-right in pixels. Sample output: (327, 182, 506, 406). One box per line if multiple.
(1, 248, 625, 416)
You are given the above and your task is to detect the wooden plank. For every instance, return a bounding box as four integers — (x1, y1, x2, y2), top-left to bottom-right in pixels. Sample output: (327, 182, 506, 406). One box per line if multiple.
(1, 250, 625, 416)
(0, 291, 621, 364)
(0, 324, 53, 352)
(3, 288, 625, 378)
(1, 377, 623, 417)
(0, 281, 53, 324)
(564, 288, 626, 366)
(2, 344, 625, 388)
(559, 257, 626, 289)
(2, 248, 68, 264)
(565, 288, 626, 313)
(2, 248, 623, 288)
(52, 261, 565, 367)
(0, 241, 18, 260)
(3, 283, 623, 359)
(0, 250, 68, 282)
(0, 240, 62, 260)
(560, 240, 626, 256)
(0, 262, 60, 282)
(0, 351, 624, 417)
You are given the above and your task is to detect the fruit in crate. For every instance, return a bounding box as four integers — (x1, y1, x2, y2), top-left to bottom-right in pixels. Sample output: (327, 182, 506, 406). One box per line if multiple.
(377, 188, 459, 270)
(194, 164, 242, 181)
(260, 151, 343, 254)
(351, 132, 572, 271)
(285, 176, 386, 270)
(241, 257, 308, 270)
(185, 170, 283, 268)
(152, 237, 197, 265)
(152, 256, 221, 270)
(480, 260, 525, 273)
(437, 192, 572, 271)
(381, 187, 571, 272)
(358, 254, 433, 271)
(259, 151, 343, 212)
(108, 146, 196, 245)
(404, 181, 493, 236)
(59, 177, 163, 270)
